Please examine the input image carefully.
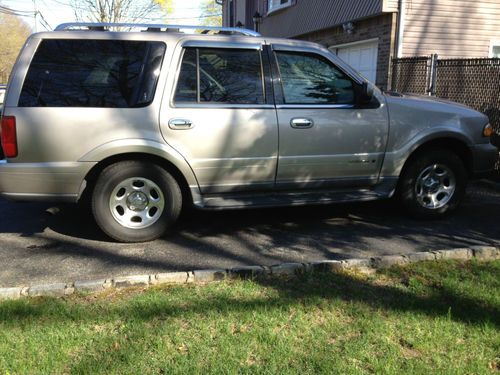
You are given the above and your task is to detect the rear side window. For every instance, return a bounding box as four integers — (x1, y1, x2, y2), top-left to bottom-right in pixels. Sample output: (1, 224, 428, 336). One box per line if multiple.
(275, 51, 355, 105)
(174, 47, 265, 104)
(19, 39, 166, 108)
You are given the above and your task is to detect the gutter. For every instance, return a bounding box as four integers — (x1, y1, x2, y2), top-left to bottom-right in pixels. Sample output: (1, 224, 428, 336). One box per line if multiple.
(396, 0, 407, 58)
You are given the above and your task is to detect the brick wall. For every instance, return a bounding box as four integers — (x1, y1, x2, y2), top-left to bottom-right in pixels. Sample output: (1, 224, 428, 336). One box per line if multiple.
(296, 13, 397, 90)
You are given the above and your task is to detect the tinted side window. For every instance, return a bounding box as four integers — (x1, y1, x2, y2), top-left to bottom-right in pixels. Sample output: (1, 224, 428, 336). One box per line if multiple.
(174, 49, 197, 102)
(174, 48, 264, 104)
(275, 51, 354, 105)
(19, 39, 166, 108)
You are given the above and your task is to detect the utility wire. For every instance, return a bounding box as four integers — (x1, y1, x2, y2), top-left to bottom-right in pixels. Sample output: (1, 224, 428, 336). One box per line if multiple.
(0, 4, 50, 30)
(0, 1, 220, 27)
(37, 10, 52, 29)
(0, 5, 37, 16)
(0, 4, 36, 12)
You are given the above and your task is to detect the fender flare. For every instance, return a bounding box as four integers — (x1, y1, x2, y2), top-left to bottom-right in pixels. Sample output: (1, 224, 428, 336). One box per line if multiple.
(78, 138, 200, 193)
(382, 129, 473, 178)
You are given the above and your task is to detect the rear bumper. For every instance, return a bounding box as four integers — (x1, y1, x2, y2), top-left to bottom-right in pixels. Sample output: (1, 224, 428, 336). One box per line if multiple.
(0, 160, 96, 202)
(470, 142, 499, 177)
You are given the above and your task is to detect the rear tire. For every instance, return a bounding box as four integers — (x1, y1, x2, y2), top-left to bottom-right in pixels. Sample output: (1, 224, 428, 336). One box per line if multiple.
(398, 149, 467, 218)
(92, 161, 182, 242)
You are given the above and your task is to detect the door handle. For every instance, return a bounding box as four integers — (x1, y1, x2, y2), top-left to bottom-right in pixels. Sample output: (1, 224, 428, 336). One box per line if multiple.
(290, 118, 314, 129)
(168, 118, 193, 130)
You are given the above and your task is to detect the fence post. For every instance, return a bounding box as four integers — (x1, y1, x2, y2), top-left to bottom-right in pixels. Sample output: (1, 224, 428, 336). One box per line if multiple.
(427, 53, 438, 96)
(389, 57, 394, 91)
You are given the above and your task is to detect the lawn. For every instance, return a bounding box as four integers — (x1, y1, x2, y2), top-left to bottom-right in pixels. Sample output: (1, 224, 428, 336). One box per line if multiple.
(0, 260, 499, 374)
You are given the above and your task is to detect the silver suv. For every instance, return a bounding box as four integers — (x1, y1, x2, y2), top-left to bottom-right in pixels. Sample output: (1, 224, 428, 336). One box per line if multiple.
(0, 23, 498, 242)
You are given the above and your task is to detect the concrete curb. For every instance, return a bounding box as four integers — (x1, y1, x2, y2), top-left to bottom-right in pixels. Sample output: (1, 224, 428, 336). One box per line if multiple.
(0, 245, 498, 300)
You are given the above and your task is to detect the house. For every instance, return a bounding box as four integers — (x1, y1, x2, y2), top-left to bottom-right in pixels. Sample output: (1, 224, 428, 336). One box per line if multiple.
(222, 0, 500, 90)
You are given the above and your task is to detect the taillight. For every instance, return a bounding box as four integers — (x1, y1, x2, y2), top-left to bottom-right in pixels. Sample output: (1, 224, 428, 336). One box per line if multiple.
(1, 116, 17, 158)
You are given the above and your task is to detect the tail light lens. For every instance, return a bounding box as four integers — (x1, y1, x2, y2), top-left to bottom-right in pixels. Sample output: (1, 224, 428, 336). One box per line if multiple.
(1, 116, 17, 158)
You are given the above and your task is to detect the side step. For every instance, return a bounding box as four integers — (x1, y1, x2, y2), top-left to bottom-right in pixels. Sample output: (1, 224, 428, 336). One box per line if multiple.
(197, 188, 391, 210)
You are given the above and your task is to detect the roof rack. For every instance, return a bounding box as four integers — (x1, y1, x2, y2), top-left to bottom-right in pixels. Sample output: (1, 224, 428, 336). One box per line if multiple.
(54, 22, 261, 37)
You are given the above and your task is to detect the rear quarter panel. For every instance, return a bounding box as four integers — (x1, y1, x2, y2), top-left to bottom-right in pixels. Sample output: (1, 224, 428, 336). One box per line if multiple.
(1, 32, 201, 197)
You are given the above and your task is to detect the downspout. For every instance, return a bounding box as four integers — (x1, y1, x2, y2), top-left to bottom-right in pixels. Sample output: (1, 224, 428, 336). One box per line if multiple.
(396, 0, 407, 58)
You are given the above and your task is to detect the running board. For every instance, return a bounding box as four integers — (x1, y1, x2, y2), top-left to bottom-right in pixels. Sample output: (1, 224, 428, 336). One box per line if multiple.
(196, 188, 391, 210)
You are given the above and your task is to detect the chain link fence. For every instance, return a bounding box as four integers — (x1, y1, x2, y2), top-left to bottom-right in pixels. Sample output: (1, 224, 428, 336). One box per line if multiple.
(391, 56, 430, 95)
(391, 56, 500, 174)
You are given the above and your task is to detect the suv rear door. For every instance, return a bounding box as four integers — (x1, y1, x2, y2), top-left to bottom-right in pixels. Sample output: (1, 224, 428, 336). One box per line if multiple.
(271, 44, 389, 189)
(160, 40, 278, 194)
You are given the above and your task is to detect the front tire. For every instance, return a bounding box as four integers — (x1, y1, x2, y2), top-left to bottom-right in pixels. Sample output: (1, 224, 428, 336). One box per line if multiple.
(398, 149, 468, 218)
(92, 161, 182, 242)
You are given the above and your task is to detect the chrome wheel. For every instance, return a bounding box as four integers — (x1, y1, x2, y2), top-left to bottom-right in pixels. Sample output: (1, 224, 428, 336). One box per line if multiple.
(415, 164, 456, 209)
(109, 177, 165, 229)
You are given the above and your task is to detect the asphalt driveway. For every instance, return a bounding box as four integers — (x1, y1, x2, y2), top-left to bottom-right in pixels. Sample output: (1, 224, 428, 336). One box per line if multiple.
(0, 181, 498, 287)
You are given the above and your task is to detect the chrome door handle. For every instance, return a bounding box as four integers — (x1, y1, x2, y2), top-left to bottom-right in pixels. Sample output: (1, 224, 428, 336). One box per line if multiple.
(290, 118, 314, 129)
(168, 118, 193, 129)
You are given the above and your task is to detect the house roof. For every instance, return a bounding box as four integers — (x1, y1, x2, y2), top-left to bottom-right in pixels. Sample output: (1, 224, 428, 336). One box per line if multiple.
(260, 0, 385, 38)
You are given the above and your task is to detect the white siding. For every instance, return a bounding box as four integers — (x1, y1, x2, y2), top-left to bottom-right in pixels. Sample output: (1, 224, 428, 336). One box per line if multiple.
(383, 0, 399, 12)
(402, 0, 500, 57)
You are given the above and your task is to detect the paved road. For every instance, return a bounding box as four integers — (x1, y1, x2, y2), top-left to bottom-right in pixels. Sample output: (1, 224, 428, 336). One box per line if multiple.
(0, 182, 498, 287)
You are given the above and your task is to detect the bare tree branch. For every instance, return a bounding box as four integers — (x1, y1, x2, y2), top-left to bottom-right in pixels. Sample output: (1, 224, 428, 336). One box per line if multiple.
(70, 0, 160, 23)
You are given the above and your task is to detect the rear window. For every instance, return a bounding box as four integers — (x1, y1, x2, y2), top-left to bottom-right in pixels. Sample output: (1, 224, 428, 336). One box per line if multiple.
(19, 39, 166, 108)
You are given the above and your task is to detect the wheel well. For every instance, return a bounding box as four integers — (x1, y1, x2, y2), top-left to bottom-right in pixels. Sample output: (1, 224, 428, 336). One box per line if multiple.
(401, 138, 473, 177)
(80, 153, 193, 207)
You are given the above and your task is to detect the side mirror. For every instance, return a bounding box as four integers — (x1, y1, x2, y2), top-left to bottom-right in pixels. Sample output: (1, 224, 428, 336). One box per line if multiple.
(361, 81, 374, 102)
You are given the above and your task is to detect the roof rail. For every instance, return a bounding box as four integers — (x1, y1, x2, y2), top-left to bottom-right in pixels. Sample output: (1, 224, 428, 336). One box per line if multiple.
(54, 22, 261, 37)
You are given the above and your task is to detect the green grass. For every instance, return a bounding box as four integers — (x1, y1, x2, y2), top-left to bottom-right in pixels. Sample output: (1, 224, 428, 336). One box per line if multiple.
(1, 260, 499, 374)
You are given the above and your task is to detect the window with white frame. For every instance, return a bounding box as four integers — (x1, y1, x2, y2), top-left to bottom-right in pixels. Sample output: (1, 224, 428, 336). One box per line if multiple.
(490, 41, 500, 58)
(268, 0, 292, 13)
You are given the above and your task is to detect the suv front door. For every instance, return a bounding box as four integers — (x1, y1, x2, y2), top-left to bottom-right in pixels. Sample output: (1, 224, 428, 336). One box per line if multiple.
(272, 45, 389, 189)
(160, 43, 278, 194)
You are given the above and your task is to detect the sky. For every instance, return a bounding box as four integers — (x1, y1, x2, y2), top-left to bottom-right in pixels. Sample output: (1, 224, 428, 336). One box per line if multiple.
(0, 0, 210, 31)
